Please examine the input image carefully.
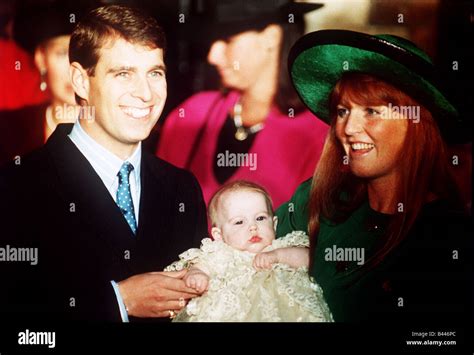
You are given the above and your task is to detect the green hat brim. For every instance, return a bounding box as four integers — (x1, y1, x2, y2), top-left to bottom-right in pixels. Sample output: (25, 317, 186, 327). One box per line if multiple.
(289, 30, 462, 142)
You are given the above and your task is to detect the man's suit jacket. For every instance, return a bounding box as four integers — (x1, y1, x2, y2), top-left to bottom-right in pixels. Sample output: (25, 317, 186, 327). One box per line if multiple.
(0, 124, 207, 321)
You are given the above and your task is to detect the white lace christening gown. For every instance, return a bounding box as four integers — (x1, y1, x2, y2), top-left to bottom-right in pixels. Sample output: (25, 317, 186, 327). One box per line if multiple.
(165, 231, 334, 322)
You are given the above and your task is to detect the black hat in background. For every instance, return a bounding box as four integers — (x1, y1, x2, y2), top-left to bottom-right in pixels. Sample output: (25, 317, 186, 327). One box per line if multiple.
(13, 1, 93, 53)
(189, 0, 323, 42)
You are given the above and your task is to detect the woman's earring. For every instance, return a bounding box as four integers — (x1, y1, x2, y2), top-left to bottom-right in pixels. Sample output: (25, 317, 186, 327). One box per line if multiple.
(40, 69, 47, 91)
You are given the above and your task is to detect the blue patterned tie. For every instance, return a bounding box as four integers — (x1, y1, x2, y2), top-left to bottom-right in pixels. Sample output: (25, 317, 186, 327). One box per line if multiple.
(117, 162, 137, 235)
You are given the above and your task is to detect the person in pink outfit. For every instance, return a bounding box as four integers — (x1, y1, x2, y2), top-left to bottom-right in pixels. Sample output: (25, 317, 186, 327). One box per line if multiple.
(156, 0, 328, 208)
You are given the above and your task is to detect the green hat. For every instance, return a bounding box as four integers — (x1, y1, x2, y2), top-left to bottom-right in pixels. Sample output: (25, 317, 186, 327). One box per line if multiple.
(288, 30, 465, 143)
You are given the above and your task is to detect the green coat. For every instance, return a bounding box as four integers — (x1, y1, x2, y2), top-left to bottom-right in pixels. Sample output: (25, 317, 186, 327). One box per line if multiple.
(276, 179, 470, 322)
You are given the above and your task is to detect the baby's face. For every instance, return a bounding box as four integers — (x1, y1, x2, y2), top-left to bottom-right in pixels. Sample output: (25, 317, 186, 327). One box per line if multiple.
(212, 189, 277, 253)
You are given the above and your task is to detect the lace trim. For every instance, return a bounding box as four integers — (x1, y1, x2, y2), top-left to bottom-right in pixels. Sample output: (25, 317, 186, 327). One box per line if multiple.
(166, 231, 333, 322)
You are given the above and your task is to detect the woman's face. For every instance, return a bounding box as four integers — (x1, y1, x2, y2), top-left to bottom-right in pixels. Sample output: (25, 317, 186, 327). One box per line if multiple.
(207, 26, 279, 91)
(335, 99, 408, 181)
(35, 35, 75, 106)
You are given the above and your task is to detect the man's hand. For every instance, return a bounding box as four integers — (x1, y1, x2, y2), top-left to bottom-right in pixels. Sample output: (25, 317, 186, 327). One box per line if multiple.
(253, 250, 279, 270)
(117, 270, 201, 318)
(183, 267, 209, 293)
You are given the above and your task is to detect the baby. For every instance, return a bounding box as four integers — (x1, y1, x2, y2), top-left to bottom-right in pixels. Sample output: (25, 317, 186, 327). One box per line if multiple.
(166, 180, 333, 322)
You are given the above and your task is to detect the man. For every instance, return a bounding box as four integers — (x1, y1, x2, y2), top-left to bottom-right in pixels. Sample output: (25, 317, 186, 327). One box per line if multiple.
(0, 5, 207, 321)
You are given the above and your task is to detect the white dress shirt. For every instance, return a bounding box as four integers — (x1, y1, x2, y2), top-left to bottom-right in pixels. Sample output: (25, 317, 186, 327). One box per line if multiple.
(68, 120, 141, 223)
(68, 120, 142, 322)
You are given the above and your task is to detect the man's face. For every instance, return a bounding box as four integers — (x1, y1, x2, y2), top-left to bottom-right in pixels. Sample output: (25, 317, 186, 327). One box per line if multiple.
(81, 37, 167, 157)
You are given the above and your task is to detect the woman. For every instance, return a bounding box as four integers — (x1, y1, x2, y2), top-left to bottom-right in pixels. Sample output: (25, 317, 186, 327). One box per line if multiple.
(0, 4, 80, 166)
(156, 0, 328, 207)
(276, 30, 471, 322)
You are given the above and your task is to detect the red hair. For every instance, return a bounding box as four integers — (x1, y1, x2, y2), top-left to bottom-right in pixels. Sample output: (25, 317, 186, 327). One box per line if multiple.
(308, 73, 462, 273)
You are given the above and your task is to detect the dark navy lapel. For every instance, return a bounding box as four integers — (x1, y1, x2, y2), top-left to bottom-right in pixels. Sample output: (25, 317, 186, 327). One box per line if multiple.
(134, 151, 173, 271)
(46, 124, 138, 273)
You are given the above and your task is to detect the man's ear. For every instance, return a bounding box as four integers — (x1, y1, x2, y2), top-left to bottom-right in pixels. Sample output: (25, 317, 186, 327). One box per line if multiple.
(211, 227, 223, 241)
(273, 216, 278, 232)
(70, 62, 90, 104)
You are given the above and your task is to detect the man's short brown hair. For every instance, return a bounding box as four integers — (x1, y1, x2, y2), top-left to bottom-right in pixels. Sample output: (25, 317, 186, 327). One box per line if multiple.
(69, 5, 166, 76)
(208, 180, 274, 227)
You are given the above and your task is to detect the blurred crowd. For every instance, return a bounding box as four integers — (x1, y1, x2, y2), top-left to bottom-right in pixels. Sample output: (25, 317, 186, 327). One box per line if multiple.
(0, 0, 471, 209)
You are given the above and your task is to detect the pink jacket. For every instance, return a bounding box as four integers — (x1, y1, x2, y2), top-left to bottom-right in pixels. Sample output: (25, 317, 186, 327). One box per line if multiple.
(156, 91, 328, 209)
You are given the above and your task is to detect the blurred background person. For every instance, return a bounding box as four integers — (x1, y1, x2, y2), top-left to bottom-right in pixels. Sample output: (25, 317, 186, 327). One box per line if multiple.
(0, 1, 47, 110)
(0, 1, 90, 166)
(1, 0, 470, 205)
(156, 0, 328, 208)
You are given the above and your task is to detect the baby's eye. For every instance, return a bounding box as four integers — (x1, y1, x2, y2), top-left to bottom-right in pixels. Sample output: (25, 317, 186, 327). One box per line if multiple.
(256, 216, 267, 221)
(233, 220, 243, 225)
